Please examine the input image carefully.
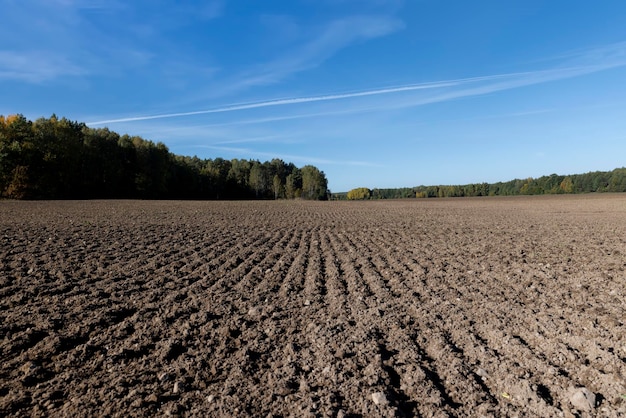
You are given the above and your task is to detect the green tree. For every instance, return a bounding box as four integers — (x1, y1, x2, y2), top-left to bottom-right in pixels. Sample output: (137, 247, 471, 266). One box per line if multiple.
(285, 170, 301, 199)
(0, 114, 332, 200)
(227, 158, 251, 196)
(201, 158, 231, 199)
(272, 174, 283, 199)
(133, 138, 171, 198)
(301, 165, 328, 200)
(1, 115, 38, 198)
(116, 134, 138, 197)
(607, 168, 626, 192)
(1, 116, 24, 193)
(249, 161, 269, 198)
(81, 127, 124, 198)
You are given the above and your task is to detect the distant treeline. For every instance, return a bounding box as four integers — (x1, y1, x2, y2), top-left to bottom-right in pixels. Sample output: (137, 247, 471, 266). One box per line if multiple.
(0, 114, 329, 200)
(338, 168, 626, 200)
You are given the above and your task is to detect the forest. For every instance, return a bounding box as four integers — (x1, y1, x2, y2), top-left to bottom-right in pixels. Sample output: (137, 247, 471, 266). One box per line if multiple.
(0, 114, 329, 200)
(2, 114, 623, 201)
(340, 167, 626, 199)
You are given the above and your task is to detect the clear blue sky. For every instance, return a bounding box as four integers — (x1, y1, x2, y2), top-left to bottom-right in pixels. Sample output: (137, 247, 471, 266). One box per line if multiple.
(2, 1, 626, 192)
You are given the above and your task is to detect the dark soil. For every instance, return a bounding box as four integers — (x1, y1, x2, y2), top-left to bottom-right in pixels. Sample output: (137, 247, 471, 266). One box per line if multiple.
(1, 195, 625, 417)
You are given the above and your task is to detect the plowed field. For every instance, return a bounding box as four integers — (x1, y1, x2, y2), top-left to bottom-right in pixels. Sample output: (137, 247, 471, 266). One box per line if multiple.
(1, 196, 625, 417)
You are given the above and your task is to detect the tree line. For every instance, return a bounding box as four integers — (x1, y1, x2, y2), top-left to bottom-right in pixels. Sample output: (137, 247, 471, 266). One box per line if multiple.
(340, 168, 626, 200)
(0, 114, 329, 200)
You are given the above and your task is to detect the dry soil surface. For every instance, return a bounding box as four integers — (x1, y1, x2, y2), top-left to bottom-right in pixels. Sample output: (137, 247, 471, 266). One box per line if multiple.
(1, 195, 625, 417)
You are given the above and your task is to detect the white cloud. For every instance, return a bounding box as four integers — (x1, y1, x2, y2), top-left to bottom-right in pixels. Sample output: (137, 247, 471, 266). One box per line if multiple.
(0, 0, 221, 85)
(198, 145, 382, 167)
(213, 135, 300, 145)
(224, 15, 404, 90)
(87, 78, 453, 124)
(88, 55, 626, 126)
(196, 0, 224, 20)
(0, 50, 86, 83)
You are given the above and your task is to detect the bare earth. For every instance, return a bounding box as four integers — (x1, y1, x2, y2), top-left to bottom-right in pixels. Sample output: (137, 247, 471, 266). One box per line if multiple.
(1, 195, 625, 417)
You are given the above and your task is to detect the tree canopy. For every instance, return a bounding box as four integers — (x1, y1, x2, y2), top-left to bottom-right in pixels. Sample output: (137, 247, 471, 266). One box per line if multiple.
(333, 168, 626, 200)
(0, 114, 330, 200)
(347, 187, 371, 200)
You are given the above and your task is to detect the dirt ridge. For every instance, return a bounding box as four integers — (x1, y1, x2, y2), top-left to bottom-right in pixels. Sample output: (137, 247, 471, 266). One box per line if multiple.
(1, 196, 625, 416)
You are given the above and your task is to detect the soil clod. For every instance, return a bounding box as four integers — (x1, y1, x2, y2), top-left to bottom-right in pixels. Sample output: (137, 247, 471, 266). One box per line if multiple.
(1, 197, 626, 417)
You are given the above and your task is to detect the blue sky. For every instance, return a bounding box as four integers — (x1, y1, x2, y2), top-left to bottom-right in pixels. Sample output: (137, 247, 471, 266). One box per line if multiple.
(2, 0, 626, 192)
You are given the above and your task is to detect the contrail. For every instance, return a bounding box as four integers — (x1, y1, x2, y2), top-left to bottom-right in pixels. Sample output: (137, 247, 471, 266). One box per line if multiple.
(87, 65, 617, 126)
(87, 79, 464, 125)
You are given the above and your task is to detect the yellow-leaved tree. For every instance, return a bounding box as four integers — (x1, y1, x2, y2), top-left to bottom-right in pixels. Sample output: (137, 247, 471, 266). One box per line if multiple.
(347, 187, 371, 200)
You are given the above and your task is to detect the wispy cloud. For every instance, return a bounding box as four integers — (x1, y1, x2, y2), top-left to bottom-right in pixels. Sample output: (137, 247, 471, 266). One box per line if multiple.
(199, 145, 382, 167)
(365, 64, 622, 114)
(88, 52, 626, 126)
(536, 40, 626, 67)
(232, 15, 404, 89)
(0, 50, 86, 83)
(0, 0, 220, 85)
(87, 78, 456, 124)
(0, 0, 146, 83)
(213, 135, 299, 145)
(191, 0, 224, 21)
